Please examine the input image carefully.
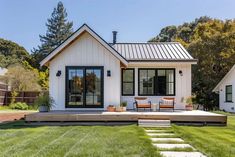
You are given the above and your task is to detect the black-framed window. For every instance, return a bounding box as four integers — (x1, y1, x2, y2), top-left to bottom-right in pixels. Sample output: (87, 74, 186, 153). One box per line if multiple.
(225, 85, 232, 102)
(138, 68, 175, 96)
(122, 69, 135, 96)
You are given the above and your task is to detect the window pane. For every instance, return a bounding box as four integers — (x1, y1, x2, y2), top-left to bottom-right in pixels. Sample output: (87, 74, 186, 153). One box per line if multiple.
(166, 83, 174, 95)
(227, 94, 232, 102)
(166, 70, 174, 82)
(123, 69, 134, 82)
(226, 86, 232, 93)
(139, 70, 155, 95)
(122, 69, 134, 95)
(123, 83, 134, 95)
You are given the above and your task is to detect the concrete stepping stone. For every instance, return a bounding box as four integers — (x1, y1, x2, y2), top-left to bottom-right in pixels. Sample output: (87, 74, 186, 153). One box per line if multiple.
(151, 138, 184, 142)
(147, 133, 175, 136)
(160, 151, 206, 157)
(145, 130, 170, 133)
(153, 144, 194, 149)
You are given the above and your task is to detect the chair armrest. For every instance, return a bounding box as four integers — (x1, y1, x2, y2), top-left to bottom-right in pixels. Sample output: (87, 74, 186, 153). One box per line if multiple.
(148, 101, 151, 105)
(133, 101, 137, 109)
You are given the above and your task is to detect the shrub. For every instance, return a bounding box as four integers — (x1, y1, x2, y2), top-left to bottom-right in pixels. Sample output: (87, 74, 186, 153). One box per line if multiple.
(120, 101, 127, 107)
(9, 102, 29, 110)
(34, 92, 54, 110)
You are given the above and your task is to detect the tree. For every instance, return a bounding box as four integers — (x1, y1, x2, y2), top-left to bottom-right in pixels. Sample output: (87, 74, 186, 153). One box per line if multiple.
(2, 64, 41, 91)
(0, 38, 31, 67)
(149, 16, 212, 47)
(32, 1, 73, 68)
(188, 20, 235, 110)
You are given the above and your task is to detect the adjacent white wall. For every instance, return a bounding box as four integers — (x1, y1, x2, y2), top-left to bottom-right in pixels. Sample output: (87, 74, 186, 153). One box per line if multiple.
(121, 63, 192, 110)
(49, 32, 121, 110)
(216, 69, 235, 112)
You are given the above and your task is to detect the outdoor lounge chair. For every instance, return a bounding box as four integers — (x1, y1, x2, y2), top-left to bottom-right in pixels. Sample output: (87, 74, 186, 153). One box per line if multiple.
(159, 97, 175, 111)
(133, 97, 152, 111)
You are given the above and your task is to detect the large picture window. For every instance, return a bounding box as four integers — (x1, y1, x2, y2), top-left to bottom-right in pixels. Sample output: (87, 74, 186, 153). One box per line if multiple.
(122, 69, 134, 96)
(138, 69, 175, 96)
(225, 85, 232, 102)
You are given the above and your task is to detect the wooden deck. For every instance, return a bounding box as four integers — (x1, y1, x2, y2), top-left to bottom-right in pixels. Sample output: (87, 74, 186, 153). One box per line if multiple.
(25, 110, 227, 125)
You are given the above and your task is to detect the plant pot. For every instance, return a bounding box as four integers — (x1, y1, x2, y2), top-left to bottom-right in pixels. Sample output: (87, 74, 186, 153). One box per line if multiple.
(116, 107, 126, 112)
(107, 106, 116, 112)
(185, 104, 193, 111)
(39, 106, 49, 112)
(122, 107, 126, 112)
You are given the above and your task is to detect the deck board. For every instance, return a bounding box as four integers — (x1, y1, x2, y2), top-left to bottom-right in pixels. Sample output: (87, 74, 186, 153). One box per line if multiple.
(25, 110, 227, 125)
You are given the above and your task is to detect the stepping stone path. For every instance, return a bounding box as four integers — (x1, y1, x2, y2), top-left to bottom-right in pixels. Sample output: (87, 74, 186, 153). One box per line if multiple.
(143, 127, 207, 157)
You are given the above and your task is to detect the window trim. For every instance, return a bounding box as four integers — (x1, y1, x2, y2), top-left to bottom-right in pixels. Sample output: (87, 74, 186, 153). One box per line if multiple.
(121, 68, 135, 96)
(225, 85, 232, 102)
(138, 68, 175, 96)
(65, 66, 104, 108)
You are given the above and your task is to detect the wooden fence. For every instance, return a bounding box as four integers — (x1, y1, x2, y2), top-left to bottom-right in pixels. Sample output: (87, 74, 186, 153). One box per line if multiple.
(0, 83, 42, 106)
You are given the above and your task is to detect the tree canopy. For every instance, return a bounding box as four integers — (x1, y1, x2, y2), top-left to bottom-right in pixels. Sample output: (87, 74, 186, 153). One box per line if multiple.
(0, 38, 31, 67)
(32, 1, 73, 68)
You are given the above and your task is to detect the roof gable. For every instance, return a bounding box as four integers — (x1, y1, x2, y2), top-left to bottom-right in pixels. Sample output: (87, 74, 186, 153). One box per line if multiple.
(213, 65, 235, 92)
(40, 24, 128, 66)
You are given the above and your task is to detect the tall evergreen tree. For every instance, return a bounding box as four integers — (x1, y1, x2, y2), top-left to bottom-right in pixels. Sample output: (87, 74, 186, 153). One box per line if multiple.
(32, 1, 73, 68)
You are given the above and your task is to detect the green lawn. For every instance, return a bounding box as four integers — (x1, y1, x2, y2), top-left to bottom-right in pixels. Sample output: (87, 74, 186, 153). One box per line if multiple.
(173, 112, 235, 157)
(0, 121, 160, 157)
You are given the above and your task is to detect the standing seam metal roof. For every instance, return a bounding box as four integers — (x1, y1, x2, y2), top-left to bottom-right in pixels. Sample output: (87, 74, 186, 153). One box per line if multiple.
(112, 42, 195, 61)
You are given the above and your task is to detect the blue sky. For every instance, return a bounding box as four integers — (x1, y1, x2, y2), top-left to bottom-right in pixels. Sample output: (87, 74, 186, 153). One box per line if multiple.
(0, 0, 234, 52)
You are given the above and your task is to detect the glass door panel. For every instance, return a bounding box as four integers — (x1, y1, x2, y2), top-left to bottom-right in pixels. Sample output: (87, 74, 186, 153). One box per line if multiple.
(86, 69, 102, 106)
(68, 69, 84, 106)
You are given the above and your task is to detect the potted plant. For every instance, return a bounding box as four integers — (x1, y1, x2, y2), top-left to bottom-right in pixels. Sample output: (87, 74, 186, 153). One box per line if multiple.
(120, 101, 127, 112)
(185, 96, 194, 111)
(107, 105, 116, 112)
(35, 92, 55, 112)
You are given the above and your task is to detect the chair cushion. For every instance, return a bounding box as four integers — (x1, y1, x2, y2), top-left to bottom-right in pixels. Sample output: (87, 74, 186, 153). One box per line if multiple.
(160, 105, 174, 108)
(137, 104, 151, 108)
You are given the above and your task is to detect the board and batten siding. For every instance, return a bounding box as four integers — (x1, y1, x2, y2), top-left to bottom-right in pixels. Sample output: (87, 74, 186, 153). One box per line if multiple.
(121, 63, 192, 110)
(217, 70, 235, 112)
(49, 32, 121, 110)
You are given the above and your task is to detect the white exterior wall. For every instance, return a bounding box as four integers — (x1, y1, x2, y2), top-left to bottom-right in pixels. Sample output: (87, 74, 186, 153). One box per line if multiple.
(217, 70, 235, 112)
(121, 63, 192, 110)
(49, 32, 121, 110)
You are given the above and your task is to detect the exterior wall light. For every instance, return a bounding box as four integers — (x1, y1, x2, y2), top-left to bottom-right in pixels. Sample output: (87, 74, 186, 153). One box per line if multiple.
(107, 70, 111, 77)
(179, 70, 183, 76)
(56, 70, 61, 77)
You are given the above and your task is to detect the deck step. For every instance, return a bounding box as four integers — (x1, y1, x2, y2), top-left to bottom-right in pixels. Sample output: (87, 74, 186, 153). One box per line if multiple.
(160, 151, 206, 157)
(138, 119, 171, 127)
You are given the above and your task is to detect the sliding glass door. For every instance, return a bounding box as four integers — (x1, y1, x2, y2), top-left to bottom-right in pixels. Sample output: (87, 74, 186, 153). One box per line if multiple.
(66, 66, 103, 108)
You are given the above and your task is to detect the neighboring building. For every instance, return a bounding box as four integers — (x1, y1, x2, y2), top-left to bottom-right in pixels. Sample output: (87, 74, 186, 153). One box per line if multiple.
(213, 65, 235, 112)
(40, 24, 197, 111)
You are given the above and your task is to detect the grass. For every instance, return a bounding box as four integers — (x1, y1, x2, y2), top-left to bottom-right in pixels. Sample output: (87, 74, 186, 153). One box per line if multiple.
(0, 121, 161, 157)
(173, 112, 235, 157)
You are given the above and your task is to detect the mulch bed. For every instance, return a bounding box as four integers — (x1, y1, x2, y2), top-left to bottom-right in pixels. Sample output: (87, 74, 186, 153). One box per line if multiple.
(0, 112, 32, 123)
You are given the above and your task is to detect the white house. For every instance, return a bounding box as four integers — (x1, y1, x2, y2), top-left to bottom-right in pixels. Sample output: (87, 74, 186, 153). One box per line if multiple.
(40, 24, 197, 111)
(213, 65, 235, 112)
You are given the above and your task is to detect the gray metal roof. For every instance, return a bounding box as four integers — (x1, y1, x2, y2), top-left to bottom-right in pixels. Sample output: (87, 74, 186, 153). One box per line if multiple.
(112, 42, 195, 61)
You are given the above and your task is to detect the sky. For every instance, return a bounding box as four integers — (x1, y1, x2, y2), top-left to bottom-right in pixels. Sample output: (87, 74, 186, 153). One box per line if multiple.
(0, 0, 235, 52)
